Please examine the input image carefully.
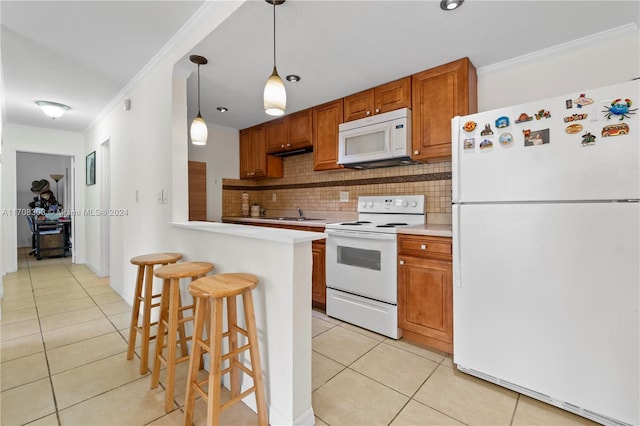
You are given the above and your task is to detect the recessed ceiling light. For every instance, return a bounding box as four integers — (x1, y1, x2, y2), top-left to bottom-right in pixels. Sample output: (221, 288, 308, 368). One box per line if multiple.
(440, 0, 463, 11)
(285, 74, 301, 83)
(217, 107, 229, 112)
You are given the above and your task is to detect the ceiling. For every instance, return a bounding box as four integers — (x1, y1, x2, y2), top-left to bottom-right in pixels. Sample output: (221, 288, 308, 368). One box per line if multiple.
(2, 1, 639, 134)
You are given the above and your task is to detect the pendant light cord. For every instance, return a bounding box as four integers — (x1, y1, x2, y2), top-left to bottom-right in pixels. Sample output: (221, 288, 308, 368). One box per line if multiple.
(197, 63, 201, 113)
(272, 0, 276, 68)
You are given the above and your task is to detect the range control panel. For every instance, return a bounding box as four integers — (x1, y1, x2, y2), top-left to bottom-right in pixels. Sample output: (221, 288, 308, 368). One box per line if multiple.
(357, 195, 425, 214)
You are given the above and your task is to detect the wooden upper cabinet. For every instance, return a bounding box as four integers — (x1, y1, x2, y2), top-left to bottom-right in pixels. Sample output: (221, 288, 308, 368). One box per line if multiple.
(288, 108, 313, 150)
(265, 108, 313, 154)
(265, 118, 287, 154)
(344, 76, 411, 122)
(313, 99, 344, 171)
(411, 57, 477, 162)
(239, 124, 283, 179)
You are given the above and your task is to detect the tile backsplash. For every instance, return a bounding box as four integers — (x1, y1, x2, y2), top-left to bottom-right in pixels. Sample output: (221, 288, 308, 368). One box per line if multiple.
(222, 153, 451, 223)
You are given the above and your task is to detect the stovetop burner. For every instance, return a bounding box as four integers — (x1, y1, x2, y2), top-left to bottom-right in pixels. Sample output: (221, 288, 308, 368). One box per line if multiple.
(376, 222, 408, 228)
(340, 221, 372, 226)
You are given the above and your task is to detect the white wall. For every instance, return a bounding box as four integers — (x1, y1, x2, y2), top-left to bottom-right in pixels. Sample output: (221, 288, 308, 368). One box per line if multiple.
(83, 0, 245, 300)
(477, 29, 639, 111)
(1, 125, 86, 274)
(188, 124, 239, 221)
(15, 152, 71, 247)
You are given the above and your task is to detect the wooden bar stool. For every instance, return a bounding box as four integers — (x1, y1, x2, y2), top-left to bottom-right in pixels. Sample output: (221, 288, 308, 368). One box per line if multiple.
(152, 261, 215, 412)
(184, 273, 268, 426)
(127, 252, 183, 375)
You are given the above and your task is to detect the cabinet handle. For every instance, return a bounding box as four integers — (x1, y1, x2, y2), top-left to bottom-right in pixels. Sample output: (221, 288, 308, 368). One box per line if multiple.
(281, 144, 285, 148)
(421, 244, 427, 250)
(399, 260, 405, 265)
(414, 150, 420, 155)
(375, 108, 380, 113)
(366, 111, 371, 116)
(286, 143, 291, 147)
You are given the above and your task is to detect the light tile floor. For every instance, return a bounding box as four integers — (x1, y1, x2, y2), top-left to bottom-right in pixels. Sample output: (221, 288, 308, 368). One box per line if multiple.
(1, 248, 598, 425)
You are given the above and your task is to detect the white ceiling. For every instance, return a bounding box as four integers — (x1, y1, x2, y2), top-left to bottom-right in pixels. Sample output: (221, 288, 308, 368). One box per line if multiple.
(2, 1, 639, 134)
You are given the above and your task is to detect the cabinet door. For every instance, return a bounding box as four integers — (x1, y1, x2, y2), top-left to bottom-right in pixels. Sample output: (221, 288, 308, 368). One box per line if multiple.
(250, 125, 267, 177)
(288, 108, 313, 150)
(239, 129, 253, 179)
(412, 57, 477, 161)
(374, 76, 411, 115)
(312, 239, 326, 309)
(265, 118, 287, 154)
(188, 161, 207, 220)
(344, 89, 374, 122)
(313, 99, 344, 171)
(398, 255, 453, 353)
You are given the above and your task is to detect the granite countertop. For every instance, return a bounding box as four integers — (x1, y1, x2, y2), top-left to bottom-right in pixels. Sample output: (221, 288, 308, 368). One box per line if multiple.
(398, 223, 452, 238)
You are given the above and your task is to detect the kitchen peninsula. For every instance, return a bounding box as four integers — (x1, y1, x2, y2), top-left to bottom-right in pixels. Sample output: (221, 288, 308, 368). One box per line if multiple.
(168, 221, 325, 425)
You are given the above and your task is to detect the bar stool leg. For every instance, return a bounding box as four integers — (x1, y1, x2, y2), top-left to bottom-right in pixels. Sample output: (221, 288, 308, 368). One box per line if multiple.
(227, 294, 240, 398)
(208, 298, 225, 426)
(243, 290, 268, 426)
(139, 264, 155, 374)
(126, 265, 145, 362)
(151, 278, 171, 389)
(184, 297, 205, 426)
(164, 277, 182, 412)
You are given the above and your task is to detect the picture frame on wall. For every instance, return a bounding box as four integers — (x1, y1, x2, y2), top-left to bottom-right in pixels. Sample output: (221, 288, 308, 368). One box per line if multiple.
(86, 151, 96, 186)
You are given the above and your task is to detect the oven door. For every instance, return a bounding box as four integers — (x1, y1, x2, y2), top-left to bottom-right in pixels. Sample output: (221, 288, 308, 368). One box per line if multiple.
(325, 229, 397, 304)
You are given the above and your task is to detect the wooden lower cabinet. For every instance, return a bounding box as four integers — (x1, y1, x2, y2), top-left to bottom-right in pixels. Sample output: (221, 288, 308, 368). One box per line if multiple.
(398, 235, 453, 353)
(311, 239, 326, 310)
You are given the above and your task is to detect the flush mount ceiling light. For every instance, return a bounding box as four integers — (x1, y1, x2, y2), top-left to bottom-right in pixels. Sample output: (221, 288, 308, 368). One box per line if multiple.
(35, 101, 70, 119)
(216, 107, 228, 112)
(190, 54, 208, 146)
(264, 0, 286, 116)
(285, 74, 300, 83)
(440, 0, 463, 10)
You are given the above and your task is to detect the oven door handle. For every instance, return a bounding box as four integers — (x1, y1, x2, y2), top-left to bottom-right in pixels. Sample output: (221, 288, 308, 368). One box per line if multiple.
(325, 229, 397, 241)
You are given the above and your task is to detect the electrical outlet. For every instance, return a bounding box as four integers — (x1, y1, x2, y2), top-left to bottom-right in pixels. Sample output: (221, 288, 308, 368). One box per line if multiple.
(272, 193, 277, 202)
(157, 191, 162, 204)
(340, 191, 349, 202)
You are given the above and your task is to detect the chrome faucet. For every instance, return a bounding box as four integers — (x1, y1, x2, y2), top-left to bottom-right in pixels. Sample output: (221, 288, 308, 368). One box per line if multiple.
(297, 207, 304, 218)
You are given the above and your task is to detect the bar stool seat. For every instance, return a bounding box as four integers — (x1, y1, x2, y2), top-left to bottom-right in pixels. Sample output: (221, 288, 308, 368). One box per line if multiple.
(127, 252, 183, 375)
(151, 261, 215, 412)
(184, 273, 268, 426)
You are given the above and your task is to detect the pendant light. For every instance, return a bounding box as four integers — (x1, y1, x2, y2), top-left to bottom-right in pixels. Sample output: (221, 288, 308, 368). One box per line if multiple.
(190, 55, 208, 146)
(263, 0, 286, 116)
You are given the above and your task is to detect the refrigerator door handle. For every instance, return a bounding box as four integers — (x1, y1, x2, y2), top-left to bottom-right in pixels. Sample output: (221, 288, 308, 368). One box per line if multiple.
(451, 116, 461, 203)
(452, 204, 462, 288)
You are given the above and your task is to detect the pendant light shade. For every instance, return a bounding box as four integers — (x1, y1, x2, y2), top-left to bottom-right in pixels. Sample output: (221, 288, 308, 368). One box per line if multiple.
(264, 0, 286, 116)
(189, 55, 208, 146)
(190, 113, 208, 146)
(264, 66, 286, 116)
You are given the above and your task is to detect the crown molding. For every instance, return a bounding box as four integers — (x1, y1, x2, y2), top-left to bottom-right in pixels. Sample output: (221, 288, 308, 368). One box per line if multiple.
(477, 23, 639, 76)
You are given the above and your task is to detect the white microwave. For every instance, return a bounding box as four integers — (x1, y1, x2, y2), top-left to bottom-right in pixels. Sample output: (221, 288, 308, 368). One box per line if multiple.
(338, 108, 414, 169)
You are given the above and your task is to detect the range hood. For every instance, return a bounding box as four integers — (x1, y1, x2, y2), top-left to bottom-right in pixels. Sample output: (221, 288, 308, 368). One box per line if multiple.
(341, 156, 421, 169)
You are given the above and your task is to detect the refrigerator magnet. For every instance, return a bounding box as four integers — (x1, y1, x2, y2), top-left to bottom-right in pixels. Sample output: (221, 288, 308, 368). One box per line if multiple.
(498, 133, 513, 146)
(574, 94, 593, 108)
(463, 138, 475, 150)
(463, 121, 477, 132)
(479, 139, 493, 150)
(602, 98, 637, 120)
(480, 123, 494, 136)
(535, 109, 551, 120)
(581, 132, 596, 146)
(565, 123, 583, 134)
(601, 123, 629, 137)
(495, 116, 509, 128)
(515, 113, 533, 123)
(565, 99, 573, 109)
(524, 129, 550, 147)
(563, 113, 588, 123)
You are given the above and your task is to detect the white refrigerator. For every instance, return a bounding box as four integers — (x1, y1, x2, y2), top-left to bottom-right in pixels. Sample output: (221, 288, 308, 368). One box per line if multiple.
(452, 80, 639, 426)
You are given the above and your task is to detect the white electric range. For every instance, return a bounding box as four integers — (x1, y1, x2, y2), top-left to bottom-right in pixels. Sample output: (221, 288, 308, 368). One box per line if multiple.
(325, 195, 425, 338)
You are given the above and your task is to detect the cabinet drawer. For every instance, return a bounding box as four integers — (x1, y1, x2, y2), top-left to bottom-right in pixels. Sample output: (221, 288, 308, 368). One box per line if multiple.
(398, 235, 451, 259)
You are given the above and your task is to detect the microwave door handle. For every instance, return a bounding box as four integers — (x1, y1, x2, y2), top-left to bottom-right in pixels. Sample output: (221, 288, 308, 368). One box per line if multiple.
(325, 229, 396, 240)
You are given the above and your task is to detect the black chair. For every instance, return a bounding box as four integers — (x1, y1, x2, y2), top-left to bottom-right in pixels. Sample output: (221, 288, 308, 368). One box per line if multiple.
(26, 215, 37, 256)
